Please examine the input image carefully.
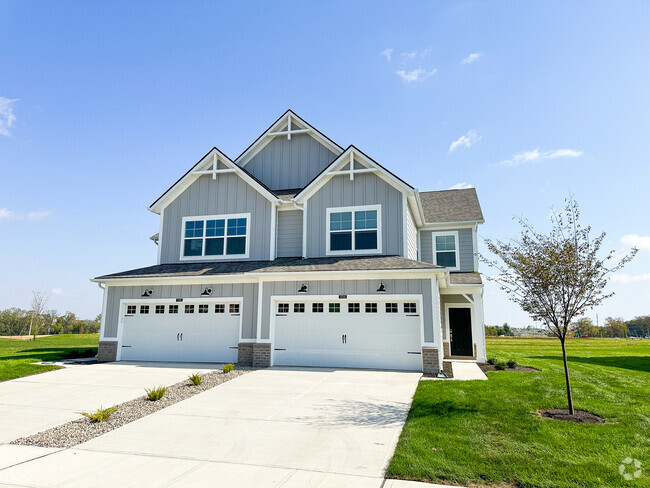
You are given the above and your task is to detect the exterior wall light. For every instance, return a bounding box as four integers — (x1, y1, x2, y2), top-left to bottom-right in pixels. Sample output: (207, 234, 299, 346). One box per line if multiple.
(141, 289, 153, 297)
(377, 283, 386, 293)
(201, 287, 212, 296)
(298, 284, 308, 294)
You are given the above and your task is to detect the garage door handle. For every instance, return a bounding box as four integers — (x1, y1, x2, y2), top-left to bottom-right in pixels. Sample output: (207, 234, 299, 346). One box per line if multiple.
(177, 333, 179, 341)
(180, 333, 183, 341)
(407, 351, 422, 355)
(274, 348, 286, 351)
(342, 334, 347, 344)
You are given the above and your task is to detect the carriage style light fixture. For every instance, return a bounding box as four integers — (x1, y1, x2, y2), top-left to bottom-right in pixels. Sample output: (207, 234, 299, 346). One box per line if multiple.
(141, 289, 153, 297)
(201, 287, 212, 296)
(298, 284, 308, 294)
(376, 282, 386, 293)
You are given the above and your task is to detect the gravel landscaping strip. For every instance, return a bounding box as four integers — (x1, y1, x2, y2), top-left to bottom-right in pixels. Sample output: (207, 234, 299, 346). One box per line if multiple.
(11, 367, 253, 448)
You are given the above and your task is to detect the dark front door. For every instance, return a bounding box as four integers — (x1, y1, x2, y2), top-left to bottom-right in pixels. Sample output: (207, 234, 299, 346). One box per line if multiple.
(449, 308, 473, 356)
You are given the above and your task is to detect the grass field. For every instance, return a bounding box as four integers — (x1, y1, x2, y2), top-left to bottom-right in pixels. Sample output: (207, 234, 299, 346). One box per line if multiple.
(388, 338, 650, 488)
(0, 334, 99, 382)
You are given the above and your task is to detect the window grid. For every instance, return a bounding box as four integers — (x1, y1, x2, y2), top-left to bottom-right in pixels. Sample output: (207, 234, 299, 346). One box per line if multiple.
(155, 305, 165, 314)
(127, 305, 136, 315)
(294, 303, 305, 313)
(140, 305, 149, 314)
(198, 304, 209, 314)
(185, 304, 194, 314)
(215, 304, 225, 313)
(229, 304, 240, 314)
(348, 303, 360, 313)
(386, 303, 398, 313)
(312, 303, 324, 313)
(329, 303, 340, 313)
(169, 305, 179, 314)
(404, 303, 417, 314)
(278, 303, 289, 313)
(365, 303, 378, 313)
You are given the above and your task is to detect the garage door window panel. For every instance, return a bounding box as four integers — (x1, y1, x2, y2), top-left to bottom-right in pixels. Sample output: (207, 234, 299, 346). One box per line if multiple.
(294, 303, 305, 313)
(365, 303, 378, 313)
(348, 303, 360, 313)
(312, 303, 324, 313)
(155, 305, 165, 314)
(127, 305, 136, 315)
(215, 304, 225, 313)
(329, 303, 340, 313)
(229, 304, 240, 314)
(140, 305, 149, 314)
(185, 305, 194, 314)
(169, 305, 178, 314)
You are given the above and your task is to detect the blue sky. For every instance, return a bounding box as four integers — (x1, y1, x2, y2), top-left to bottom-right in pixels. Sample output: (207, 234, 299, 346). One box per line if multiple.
(1, 1, 649, 326)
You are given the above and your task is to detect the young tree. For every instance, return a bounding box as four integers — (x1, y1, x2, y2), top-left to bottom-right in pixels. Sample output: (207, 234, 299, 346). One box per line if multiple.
(482, 198, 636, 415)
(28, 291, 49, 340)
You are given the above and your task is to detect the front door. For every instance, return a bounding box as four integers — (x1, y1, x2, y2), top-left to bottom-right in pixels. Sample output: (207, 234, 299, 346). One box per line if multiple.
(449, 307, 473, 357)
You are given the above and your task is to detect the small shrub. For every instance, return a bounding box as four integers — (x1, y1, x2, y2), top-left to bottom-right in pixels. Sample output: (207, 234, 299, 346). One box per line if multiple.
(507, 359, 518, 369)
(145, 386, 166, 401)
(223, 363, 234, 373)
(494, 360, 507, 371)
(487, 356, 498, 365)
(189, 373, 202, 386)
(82, 406, 118, 422)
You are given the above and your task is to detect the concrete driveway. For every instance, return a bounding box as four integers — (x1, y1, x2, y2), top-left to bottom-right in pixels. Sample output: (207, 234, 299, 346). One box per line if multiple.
(0, 368, 421, 487)
(0, 361, 221, 444)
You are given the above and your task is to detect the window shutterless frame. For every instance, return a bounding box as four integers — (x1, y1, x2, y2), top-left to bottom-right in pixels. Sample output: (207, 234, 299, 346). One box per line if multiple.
(180, 213, 251, 261)
(431, 230, 460, 271)
(326, 204, 382, 255)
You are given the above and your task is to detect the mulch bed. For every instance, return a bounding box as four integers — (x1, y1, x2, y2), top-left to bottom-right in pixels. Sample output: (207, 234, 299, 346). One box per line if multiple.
(11, 367, 253, 448)
(479, 363, 540, 373)
(538, 409, 605, 424)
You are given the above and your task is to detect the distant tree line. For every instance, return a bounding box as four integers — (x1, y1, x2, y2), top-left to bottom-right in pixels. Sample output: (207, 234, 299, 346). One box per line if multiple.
(0, 308, 100, 337)
(570, 315, 650, 338)
(485, 323, 516, 337)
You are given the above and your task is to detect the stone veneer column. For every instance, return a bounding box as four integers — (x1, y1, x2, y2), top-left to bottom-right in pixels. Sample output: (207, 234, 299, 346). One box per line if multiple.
(422, 347, 441, 375)
(237, 343, 254, 366)
(97, 341, 117, 362)
(252, 343, 271, 368)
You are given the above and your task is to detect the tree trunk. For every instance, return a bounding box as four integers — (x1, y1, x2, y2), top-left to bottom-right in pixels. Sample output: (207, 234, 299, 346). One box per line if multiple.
(560, 338, 574, 415)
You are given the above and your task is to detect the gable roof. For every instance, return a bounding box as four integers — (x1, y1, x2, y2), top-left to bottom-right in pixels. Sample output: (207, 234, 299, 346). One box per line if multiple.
(235, 110, 344, 167)
(293, 145, 415, 202)
(148, 147, 279, 214)
(419, 188, 484, 224)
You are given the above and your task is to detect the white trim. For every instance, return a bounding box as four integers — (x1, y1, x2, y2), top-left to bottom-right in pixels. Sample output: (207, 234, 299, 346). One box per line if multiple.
(115, 297, 244, 361)
(98, 284, 110, 341)
(180, 213, 251, 261)
(237, 110, 343, 168)
(294, 146, 414, 203)
(268, 293, 427, 367)
(156, 208, 164, 265)
(472, 223, 479, 271)
(402, 194, 408, 259)
(302, 200, 308, 258)
(325, 204, 382, 256)
(270, 206, 277, 260)
(432, 230, 460, 272)
(430, 277, 443, 371)
(444, 302, 474, 358)
(256, 281, 264, 342)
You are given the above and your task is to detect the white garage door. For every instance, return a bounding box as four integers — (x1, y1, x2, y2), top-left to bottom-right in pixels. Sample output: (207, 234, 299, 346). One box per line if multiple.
(120, 301, 241, 363)
(273, 298, 422, 371)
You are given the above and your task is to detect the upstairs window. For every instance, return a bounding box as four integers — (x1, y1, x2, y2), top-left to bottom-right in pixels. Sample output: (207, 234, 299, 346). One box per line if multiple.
(433, 231, 459, 270)
(182, 214, 249, 259)
(327, 205, 381, 255)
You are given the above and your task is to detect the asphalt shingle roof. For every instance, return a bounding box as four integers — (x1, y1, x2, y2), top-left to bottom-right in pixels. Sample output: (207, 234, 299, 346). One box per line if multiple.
(449, 272, 483, 285)
(419, 188, 484, 224)
(95, 256, 443, 280)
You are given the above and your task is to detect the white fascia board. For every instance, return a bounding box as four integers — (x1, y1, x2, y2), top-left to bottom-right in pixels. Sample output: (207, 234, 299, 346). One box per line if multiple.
(149, 148, 279, 214)
(237, 110, 343, 167)
(408, 193, 424, 227)
(294, 146, 415, 203)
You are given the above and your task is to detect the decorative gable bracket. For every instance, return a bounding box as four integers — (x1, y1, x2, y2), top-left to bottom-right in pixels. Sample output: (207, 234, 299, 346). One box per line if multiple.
(192, 152, 236, 180)
(266, 112, 312, 141)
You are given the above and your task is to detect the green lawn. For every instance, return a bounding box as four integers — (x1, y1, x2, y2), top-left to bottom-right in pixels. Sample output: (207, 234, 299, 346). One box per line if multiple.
(388, 338, 650, 488)
(0, 334, 99, 382)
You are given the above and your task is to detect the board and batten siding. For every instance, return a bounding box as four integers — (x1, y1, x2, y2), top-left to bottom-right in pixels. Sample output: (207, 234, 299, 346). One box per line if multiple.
(420, 228, 474, 272)
(276, 210, 303, 257)
(305, 172, 404, 258)
(406, 205, 417, 260)
(259, 278, 436, 343)
(160, 174, 273, 263)
(243, 132, 337, 190)
(102, 283, 259, 340)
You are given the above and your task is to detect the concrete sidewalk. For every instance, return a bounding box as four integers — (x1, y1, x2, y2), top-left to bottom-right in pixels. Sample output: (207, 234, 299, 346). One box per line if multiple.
(0, 361, 221, 444)
(0, 368, 425, 487)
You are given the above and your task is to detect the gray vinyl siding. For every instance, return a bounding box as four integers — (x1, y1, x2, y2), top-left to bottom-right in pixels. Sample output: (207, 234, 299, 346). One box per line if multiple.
(260, 278, 435, 342)
(102, 283, 259, 340)
(276, 210, 303, 257)
(406, 206, 417, 260)
(420, 228, 474, 271)
(243, 133, 337, 190)
(305, 172, 404, 258)
(160, 174, 272, 263)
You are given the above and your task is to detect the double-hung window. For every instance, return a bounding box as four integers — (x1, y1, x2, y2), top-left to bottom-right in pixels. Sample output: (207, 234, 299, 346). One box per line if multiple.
(327, 205, 381, 255)
(181, 214, 250, 259)
(432, 231, 459, 270)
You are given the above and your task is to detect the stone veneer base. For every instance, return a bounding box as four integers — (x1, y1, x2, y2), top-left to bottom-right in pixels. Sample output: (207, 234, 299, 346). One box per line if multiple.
(97, 341, 118, 362)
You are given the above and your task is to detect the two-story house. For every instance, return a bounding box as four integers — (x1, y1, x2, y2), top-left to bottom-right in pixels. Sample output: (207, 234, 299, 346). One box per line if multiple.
(93, 110, 485, 374)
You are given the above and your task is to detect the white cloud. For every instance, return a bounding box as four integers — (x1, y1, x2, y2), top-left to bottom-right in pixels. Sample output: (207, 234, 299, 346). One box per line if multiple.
(461, 52, 483, 65)
(0, 208, 51, 221)
(620, 234, 650, 251)
(449, 129, 481, 153)
(400, 48, 430, 60)
(395, 68, 437, 83)
(0, 97, 18, 137)
(51, 288, 64, 296)
(27, 211, 51, 220)
(380, 48, 393, 62)
(611, 273, 650, 284)
(498, 148, 583, 166)
(449, 182, 474, 190)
